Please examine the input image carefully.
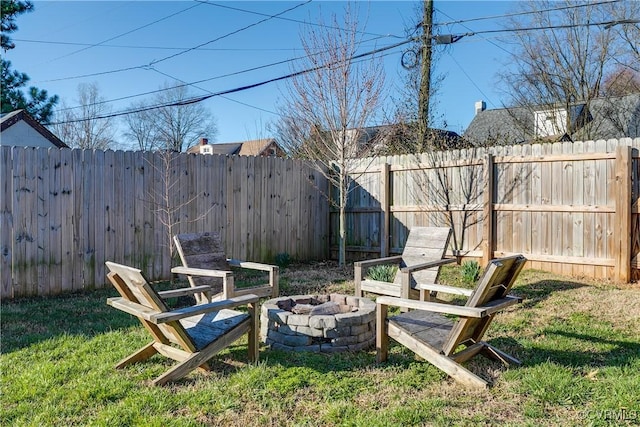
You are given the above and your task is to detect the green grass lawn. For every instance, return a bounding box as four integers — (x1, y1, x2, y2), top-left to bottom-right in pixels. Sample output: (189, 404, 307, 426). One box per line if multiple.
(2, 263, 639, 426)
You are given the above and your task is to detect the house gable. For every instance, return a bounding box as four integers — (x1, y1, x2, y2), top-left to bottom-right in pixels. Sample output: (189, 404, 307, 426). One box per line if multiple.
(0, 110, 68, 148)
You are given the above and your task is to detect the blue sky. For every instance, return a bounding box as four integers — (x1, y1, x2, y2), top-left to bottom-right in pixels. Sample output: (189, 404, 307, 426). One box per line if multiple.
(5, 1, 517, 146)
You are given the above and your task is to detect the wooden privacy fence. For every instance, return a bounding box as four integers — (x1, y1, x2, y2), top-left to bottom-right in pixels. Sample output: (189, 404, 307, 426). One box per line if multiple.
(1, 147, 329, 299)
(332, 138, 640, 282)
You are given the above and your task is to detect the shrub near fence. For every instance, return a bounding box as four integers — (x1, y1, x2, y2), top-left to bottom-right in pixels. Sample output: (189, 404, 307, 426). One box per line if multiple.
(333, 138, 640, 282)
(1, 147, 329, 299)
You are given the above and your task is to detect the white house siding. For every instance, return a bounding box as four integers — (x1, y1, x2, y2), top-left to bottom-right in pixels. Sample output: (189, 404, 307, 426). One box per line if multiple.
(0, 120, 55, 148)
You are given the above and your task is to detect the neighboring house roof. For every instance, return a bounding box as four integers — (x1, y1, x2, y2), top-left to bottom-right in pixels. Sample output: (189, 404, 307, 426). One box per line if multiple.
(464, 107, 534, 145)
(575, 93, 640, 140)
(464, 93, 640, 145)
(0, 110, 68, 148)
(356, 124, 465, 153)
(187, 138, 284, 157)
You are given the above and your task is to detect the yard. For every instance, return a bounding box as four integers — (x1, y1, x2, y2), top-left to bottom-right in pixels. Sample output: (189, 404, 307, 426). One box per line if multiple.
(2, 262, 639, 426)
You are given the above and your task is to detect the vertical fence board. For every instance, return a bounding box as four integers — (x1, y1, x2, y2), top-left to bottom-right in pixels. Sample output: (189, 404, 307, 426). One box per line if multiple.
(36, 148, 50, 296)
(594, 140, 608, 279)
(572, 141, 585, 277)
(482, 154, 494, 266)
(122, 151, 134, 267)
(24, 148, 39, 295)
(11, 148, 26, 296)
(103, 150, 116, 287)
(59, 149, 74, 292)
(133, 151, 146, 269)
(71, 149, 85, 290)
(529, 144, 542, 271)
(615, 146, 632, 282)
(93, 150, 106, 286)
(561, 142, 573, 277)
(1, 148, 13, 298)
(582, 140, 596, 278)
(550, 143, 563, 275)
(46, 148, 62, 295)
(82, 150, 95, 289)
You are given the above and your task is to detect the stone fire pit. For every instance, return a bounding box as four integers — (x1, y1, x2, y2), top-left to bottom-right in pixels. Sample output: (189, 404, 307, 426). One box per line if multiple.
(260, 294, 376, 353)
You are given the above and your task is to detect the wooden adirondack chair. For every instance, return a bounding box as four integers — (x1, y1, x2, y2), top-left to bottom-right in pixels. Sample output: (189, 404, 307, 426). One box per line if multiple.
(376, 255, 526, 389)
(354, 227, 456, 301)
(105, 261, 259, 386)
(172, 232, 279, 303)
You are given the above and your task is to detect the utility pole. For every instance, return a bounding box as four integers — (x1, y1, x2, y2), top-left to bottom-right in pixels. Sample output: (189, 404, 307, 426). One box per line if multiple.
(418, 0, 434, 151)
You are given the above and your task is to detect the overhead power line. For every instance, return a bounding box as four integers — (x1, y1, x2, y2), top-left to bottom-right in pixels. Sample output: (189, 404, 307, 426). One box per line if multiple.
(197, 0, 404, 40)
(147, 0, 312, 68)
(13, 38, 304, 51)
(431, 0, 621, 27)
(48, 36, 415, 125)
(52, 33, 391, 114)
(50, 13, 635, 123)
(433, 19, 640, 44)
(40, 0, 313, 83)
(44, 2, 203, 64)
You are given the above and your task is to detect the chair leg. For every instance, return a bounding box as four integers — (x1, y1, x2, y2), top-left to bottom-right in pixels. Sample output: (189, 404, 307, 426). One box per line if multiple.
(151, 322, 251, 386)
(389, 326, 490, 389)
(248, 302, 259, 363)
(481, 343, 521, 366)
(152, 350, 216, 386)
(115, 342, 158, 369)
(270, 268, 279, 297)
(376, 303, 389, 363)
(354, 265, 363, 297)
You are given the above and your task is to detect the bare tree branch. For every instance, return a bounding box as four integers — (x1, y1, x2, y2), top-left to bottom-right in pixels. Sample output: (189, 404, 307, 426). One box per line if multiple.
(273, 3, 386, 266)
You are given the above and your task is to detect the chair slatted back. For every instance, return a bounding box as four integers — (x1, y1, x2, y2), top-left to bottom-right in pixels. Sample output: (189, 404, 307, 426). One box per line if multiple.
(442, 255, 526, 355)
(174, 232, 229, 293)
(393, 227, 452, 287)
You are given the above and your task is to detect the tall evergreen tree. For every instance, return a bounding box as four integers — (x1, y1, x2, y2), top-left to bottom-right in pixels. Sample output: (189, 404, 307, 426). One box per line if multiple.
(1, 0, 58, 122)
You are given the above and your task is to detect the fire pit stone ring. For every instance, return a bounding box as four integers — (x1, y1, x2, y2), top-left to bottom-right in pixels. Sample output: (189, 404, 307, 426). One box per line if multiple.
(260, 293, 376, 353)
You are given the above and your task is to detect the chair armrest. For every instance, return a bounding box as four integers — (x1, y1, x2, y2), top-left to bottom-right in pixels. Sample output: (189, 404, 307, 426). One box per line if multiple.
(376, 296, 486, 318)
(107, 297, 159, 320)
(354, 255, 403, 269)
(157, 285, 213, 299)
(171, 266, 233, 278)
(107, 294, 260, 324)
(151, 294, 260, 324)
(416, 283, 474, 297)
(481, 296, 522, 315)
(377, 295, 522, 318)
(228, 259, 278, 272)
(400, 258, 457, 273)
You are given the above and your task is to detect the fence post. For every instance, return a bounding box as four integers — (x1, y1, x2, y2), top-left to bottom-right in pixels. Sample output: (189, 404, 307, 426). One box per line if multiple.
(482, 154, 495, 266)
(614, 145, 632, 282)
(380, 162, 390, 257)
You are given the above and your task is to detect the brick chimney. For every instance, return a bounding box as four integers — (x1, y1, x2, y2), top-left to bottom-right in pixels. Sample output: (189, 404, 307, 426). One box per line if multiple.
(475, 101, 486, 115)
(200, 138, 208, 145)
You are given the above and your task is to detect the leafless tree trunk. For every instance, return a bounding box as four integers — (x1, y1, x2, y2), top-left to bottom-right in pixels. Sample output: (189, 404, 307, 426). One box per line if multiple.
(123, 81, 218, 152)
(274, 4, 386, 266)
(146, 151, 212, 275)
(52, 82, 116, 149)
(122, 102, 158, 151)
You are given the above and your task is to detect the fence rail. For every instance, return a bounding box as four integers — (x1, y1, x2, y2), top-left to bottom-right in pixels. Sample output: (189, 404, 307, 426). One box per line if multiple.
(331, 138, 640, 282)
(1, 147, 329, 299)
